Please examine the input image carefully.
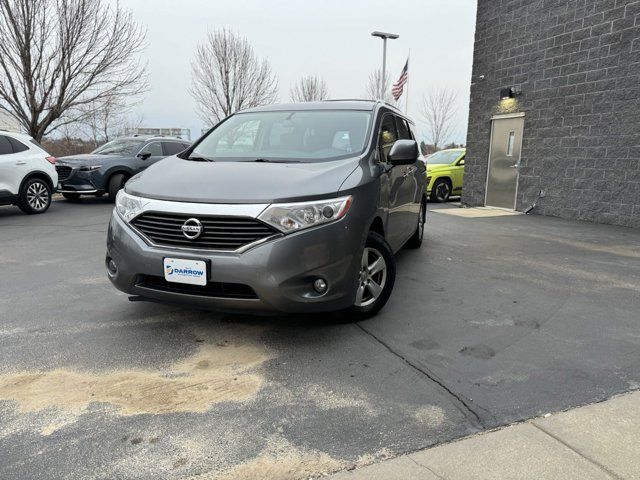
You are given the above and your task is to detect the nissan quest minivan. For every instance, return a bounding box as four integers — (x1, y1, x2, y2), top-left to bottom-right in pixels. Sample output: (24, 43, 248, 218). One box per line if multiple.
(106, 100, 426, 318)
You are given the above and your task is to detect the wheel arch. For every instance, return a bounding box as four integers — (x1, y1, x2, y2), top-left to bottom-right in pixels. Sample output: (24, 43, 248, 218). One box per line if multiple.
(19, 170, 54, 193)
(369, 216, 385, 238)
(433, 175, 453, 186)
(104, 168, 133, 189)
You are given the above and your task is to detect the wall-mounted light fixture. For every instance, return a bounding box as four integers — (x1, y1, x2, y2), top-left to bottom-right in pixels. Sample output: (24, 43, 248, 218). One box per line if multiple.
(500, 86, 522, 100)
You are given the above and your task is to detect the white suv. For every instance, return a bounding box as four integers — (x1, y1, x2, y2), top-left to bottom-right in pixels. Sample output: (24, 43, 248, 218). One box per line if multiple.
(0, 131, 57, 214)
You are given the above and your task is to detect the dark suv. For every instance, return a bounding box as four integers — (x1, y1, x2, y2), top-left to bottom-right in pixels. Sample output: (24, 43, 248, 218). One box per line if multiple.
(56, 136, 191, 201)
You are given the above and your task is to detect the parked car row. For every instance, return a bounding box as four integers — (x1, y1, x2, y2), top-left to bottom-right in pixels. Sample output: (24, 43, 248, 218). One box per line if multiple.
(0, 132, 191, 214)
(1, 101, 466, 318)
(1, 127, 466, 217)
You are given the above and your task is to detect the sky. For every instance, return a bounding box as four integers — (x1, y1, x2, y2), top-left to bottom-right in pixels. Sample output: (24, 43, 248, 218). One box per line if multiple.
(116, 0, 478, 144)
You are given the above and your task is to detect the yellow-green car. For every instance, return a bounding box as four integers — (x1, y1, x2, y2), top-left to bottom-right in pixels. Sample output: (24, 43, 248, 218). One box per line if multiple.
(426, 148, 466, 202)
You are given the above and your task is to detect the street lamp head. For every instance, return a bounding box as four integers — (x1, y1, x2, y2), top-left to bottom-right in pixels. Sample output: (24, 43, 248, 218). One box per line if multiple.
(371, 31, 399, 40)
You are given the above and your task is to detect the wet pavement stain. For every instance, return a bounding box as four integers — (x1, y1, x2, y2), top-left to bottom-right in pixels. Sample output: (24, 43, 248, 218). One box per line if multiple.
(459, 344, 496, 360)
(0, 323, 273, 431)
(185, 437, 390, 480)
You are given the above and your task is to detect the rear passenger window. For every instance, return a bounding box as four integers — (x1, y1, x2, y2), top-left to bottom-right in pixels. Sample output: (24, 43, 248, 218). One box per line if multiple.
(162, 142, 186, 156)
(7, 137, 28, 153)
(0, 136, 13, 155)
(395, 117, 412, 140)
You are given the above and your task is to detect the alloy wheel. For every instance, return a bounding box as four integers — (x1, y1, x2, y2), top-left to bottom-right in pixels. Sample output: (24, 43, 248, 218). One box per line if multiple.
(436, 182, 451, 201)
(26, 181, 50, 211)
(354, 247, 388, 307)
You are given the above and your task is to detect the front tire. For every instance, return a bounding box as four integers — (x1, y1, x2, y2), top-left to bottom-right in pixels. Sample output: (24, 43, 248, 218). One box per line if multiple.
(430, 178, 451, 202)
(107, 174, 126, 202)
(18, 178, 52, 214)
(343, 232, 396, 320)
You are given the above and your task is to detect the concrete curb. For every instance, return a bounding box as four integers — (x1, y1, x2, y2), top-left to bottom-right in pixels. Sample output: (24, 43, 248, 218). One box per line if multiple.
(327, 391, 640, 479)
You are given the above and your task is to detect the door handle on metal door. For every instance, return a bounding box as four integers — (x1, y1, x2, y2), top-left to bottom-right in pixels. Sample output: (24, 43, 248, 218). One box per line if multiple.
(15, 160, 26, 165)
(510, 164, 519, 168)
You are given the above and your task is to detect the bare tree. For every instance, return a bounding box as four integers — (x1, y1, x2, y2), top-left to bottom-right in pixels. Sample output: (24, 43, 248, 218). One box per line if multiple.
(0, 0, 147, 142)
(289, 75, 329, 102)
(420, 88, 458, 150)
(190, 29, 278, 125)
(80, 94, 139, 147)
(364, 69, 393, 103)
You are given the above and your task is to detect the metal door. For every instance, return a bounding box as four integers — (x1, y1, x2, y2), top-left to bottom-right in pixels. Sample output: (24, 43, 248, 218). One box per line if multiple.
(485, 114, 524, 209)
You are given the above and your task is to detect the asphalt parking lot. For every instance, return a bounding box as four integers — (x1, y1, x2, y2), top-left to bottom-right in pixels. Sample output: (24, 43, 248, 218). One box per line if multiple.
(0, 197, 639, 479)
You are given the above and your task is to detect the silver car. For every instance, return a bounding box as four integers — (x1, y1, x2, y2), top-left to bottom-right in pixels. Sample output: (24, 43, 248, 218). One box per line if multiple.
(106, 100, 426, 319)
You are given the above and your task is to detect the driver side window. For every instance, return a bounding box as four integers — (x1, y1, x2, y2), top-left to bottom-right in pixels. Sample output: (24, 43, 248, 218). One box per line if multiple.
(378, 115, 397, 163)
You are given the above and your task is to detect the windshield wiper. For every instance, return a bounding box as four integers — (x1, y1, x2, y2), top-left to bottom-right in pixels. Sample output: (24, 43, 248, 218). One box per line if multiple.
(253, 158, 301, 163)
(187, 156, 215, 162)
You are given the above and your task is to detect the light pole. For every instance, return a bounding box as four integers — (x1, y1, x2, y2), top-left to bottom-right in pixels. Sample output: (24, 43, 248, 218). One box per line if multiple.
(371, 31, 399, 101)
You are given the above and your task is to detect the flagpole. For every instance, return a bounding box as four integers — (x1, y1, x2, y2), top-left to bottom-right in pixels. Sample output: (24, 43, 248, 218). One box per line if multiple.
(405, 49, 410, 115)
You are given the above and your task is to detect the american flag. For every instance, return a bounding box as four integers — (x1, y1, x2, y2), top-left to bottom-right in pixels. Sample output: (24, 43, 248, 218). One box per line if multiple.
(392, 59, 409, 101)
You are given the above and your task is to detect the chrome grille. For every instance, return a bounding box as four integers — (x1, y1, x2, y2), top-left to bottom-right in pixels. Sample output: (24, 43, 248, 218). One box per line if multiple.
(130, 212, 278, 251)
(55, 165, 72, 181)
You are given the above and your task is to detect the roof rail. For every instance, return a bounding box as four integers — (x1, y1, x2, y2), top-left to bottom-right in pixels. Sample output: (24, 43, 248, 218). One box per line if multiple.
(324, 98, 377, 102)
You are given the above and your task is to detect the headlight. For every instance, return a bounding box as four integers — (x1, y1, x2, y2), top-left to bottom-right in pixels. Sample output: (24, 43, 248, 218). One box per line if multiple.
(78, 165, 102, 171)
(115, 190, 145, 222)
(258, 196, 353, 233)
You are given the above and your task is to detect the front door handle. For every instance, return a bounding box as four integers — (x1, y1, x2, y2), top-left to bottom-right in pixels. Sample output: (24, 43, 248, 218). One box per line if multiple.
(403, 167, 416, 178)
(15, 160, 26, 165)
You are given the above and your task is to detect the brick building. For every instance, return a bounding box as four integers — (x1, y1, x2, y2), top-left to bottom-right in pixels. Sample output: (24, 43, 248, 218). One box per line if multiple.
(463, 0, 640, 227)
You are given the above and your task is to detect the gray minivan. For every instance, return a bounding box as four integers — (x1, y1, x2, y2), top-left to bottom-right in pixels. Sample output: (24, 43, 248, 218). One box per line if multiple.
(106, 100, 426, 318)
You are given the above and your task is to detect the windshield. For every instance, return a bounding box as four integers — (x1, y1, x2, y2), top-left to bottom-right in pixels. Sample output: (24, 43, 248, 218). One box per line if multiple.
(190, 110, 372, 162)
(428, 150, 463, 164)
(92, 139, 144, 156)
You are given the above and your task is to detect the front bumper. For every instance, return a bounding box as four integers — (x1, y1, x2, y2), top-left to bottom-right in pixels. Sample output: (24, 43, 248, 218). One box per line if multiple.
(58, 168, 104, 194)
(106, 210, 367, 314)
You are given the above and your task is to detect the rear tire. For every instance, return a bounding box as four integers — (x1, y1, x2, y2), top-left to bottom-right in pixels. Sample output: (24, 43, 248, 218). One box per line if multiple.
(107, 174, 126, 202)
(18, 178, 52, 214)
(405, 201, 425, 249)
(430, 178, 451, 202)
(62, 192, 81, 201)
(342, 232, 396, 321)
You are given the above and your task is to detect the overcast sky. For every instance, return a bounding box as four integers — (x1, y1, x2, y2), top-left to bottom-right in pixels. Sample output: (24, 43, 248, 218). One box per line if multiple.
(117, 0, 477, 144)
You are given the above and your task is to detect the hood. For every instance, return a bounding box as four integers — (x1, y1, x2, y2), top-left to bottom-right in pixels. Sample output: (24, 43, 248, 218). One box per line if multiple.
(125, 156, 361, 204)
(426, 163, 453, 173)
(57, 154, 124, 167)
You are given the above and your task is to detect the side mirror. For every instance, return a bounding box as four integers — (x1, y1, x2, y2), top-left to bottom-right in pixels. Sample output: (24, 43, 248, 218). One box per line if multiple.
(137, 151, 151, 160)
(458, 159, 465, 166)
(388, 139, 418, 165)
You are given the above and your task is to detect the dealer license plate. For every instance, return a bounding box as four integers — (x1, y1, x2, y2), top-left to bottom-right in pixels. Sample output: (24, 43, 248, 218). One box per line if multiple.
(163, 258, 207, 286)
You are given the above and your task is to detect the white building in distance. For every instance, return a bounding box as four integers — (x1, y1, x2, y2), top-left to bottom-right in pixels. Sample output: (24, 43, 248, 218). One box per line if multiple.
(0, 110, 20, 132)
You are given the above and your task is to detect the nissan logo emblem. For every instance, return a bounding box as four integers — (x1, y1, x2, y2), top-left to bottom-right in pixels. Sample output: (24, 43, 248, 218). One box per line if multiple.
(181, 218, 203, 240)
